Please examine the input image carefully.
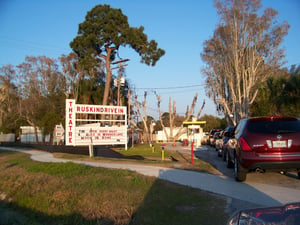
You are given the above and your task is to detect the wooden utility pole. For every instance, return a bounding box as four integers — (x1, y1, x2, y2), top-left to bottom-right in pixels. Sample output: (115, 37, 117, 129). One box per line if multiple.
(111, 59, 129, 106)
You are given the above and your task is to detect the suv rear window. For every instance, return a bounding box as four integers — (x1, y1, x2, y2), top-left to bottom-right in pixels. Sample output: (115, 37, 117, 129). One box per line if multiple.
(247, 119, 300, 134)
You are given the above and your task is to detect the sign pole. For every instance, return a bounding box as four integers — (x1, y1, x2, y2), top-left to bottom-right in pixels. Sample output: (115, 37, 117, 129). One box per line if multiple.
(191, 141, 194, 165)
(89, 128, 94, 157)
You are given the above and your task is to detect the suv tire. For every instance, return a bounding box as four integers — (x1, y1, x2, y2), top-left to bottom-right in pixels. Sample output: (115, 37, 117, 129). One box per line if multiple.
(222, 148, 226, 161)
(234, 154, 247, 182)
(226, 151, 234, 168)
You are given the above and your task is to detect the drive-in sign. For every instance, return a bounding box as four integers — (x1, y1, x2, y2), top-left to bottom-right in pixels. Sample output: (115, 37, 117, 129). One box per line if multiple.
(65, 99, 127, 149)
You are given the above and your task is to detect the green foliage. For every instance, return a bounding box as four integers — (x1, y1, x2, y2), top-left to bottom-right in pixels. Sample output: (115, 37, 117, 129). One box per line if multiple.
(70, 4, 165, 69)
(0, 66, 22, 133)
(77, 77, 105, 105)
(199, 114, 226, 132)
(250, 65, 300, 117)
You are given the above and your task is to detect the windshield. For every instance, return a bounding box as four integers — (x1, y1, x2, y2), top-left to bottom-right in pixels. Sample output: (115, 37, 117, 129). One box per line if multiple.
(228, 203, 300, 225)
(247, 120, 300, 134)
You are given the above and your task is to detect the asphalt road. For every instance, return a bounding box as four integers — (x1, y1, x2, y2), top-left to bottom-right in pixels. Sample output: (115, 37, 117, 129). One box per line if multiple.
(194, 145, 300, 190)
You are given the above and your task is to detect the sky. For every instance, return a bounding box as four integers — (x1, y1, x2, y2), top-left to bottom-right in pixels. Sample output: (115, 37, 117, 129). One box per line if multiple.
(0, 0, 299, 119)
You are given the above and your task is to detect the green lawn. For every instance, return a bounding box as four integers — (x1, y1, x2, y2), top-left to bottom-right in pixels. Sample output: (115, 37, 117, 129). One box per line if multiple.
(0, 149, 229, 225)
(55, 143, 219, 175)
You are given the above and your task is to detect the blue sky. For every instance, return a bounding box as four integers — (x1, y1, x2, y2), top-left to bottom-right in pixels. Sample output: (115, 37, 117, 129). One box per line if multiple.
(0, 0, 299, 119)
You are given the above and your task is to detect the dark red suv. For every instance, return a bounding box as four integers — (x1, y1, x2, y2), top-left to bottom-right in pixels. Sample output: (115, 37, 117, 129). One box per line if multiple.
(227, 116, 300, 181)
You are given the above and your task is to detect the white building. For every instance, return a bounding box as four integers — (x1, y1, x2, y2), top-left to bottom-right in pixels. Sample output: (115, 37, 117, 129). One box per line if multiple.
(154, 120, 206, 148)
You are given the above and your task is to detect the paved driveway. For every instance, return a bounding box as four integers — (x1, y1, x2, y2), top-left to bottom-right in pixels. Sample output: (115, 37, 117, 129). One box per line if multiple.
(194, 145, 300, 190)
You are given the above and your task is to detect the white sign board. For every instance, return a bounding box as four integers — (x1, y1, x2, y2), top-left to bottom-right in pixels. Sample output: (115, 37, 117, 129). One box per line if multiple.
(65, 99, 127, 149)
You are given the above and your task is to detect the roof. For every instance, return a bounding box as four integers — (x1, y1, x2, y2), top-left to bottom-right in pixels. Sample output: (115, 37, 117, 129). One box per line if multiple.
(182, 121, 206, 125)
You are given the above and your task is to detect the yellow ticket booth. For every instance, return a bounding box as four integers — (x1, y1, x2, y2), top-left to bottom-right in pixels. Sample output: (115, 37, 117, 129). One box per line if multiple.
(183, 120, 206, 148)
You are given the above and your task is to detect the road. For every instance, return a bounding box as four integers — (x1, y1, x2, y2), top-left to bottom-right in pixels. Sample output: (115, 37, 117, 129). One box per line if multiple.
(194, 145, 300, 190)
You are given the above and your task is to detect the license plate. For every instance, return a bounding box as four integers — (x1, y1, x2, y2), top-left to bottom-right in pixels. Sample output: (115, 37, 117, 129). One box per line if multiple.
(273, 140, 287, 148)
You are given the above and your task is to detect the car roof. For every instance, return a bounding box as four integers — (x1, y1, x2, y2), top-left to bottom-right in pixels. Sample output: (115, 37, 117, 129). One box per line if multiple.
(247, 116, 298, 122)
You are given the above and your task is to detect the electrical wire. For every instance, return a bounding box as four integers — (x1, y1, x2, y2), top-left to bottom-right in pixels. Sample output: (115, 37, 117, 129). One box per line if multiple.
(134, 84, 204, 90)
(0, 36, 70, 55)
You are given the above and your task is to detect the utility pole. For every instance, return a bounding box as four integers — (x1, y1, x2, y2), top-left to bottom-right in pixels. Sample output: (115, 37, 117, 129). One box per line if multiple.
(111, 59, 129, 106)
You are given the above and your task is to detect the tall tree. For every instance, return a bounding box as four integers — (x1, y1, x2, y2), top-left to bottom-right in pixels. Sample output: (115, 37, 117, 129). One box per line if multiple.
(156, 93, 205, 142)
(0, 65, 21, 133)
(16, 56, 65, 143)
(250, 65, 300, 116)
(70, 4, 165, 106)
(201, 0, 289, 125)
(60, 52, 88, 100)
(281, 65, 300, 115)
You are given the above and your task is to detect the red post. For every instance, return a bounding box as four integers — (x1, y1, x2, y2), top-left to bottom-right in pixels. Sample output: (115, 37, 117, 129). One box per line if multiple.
(191, 141, 194, 164)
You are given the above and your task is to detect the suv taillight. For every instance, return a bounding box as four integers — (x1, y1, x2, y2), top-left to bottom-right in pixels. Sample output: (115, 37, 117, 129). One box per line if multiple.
(239, 137, 252, 151)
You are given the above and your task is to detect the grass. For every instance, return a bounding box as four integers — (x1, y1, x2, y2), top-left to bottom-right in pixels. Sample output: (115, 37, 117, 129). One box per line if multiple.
(0, 149, 229, 225)
(54, 143, 220, 175)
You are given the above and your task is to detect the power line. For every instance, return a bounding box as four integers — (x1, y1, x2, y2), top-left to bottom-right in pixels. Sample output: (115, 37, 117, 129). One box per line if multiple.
(0, 36, 70, 52)
(134, 84, 204, 90)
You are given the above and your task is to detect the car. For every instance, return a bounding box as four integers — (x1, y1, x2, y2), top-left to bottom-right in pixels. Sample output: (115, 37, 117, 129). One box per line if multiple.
(201, 132, 210, 145)
(213, 131, 222, 149)
(227, 116, 300, 182)
(215, 131, 224, 156)
(220, 126, 235, 160)
(227, 202, 300, 225)
(208, 129, 222, 146)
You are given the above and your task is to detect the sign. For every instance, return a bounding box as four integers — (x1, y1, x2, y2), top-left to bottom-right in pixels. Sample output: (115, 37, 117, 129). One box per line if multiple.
(65, 99, 127, 149)
(66, 99, 76, 145)
(55, 125, 64, 137)
(76, 126, 126, 145)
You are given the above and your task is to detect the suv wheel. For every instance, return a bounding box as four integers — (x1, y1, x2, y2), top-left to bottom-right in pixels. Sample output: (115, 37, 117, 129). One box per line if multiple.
(234, 155, 247, 182)
(226, 151, 234, 168)
(222, 149, 226, 161)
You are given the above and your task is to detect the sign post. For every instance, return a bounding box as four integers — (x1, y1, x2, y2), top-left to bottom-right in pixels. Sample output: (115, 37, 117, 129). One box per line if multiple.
(191, 141, 194, 165)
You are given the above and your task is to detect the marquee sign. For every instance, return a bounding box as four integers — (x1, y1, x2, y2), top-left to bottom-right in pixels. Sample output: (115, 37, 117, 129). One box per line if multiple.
(65, 99, 127, 149)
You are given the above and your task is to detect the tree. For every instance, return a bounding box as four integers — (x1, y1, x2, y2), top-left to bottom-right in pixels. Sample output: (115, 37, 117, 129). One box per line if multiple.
(281, 65, 300, 116)
(60, 52, 88, 100)
(201, 0, 289, 125)
(70, 4, 165, 106)
(134, 92, 153, 143)
(0, 65, 21, 133)
(199, 114, 227, 132)
(16, 56, 65, 143)
(156, 93, 205, 142)
(250, 65, 300, 117)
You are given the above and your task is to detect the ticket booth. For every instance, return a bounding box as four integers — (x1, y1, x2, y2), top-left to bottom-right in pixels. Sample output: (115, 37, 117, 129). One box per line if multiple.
(183, 120, 206, 148)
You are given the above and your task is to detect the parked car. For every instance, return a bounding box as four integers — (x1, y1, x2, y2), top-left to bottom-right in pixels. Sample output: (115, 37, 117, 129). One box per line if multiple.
(227, 116, 300, 182)
(215, 131, 224, 155)
(208, 129, 222, 146)
(220, 126, 235, 160)
(227, 202, 300, 225)
(201, 132, 210, 145)
(213, 131, 222, 150)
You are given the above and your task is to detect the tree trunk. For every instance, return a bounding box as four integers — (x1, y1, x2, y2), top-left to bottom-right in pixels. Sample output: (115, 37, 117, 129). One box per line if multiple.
(102, 48, 112, 106)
